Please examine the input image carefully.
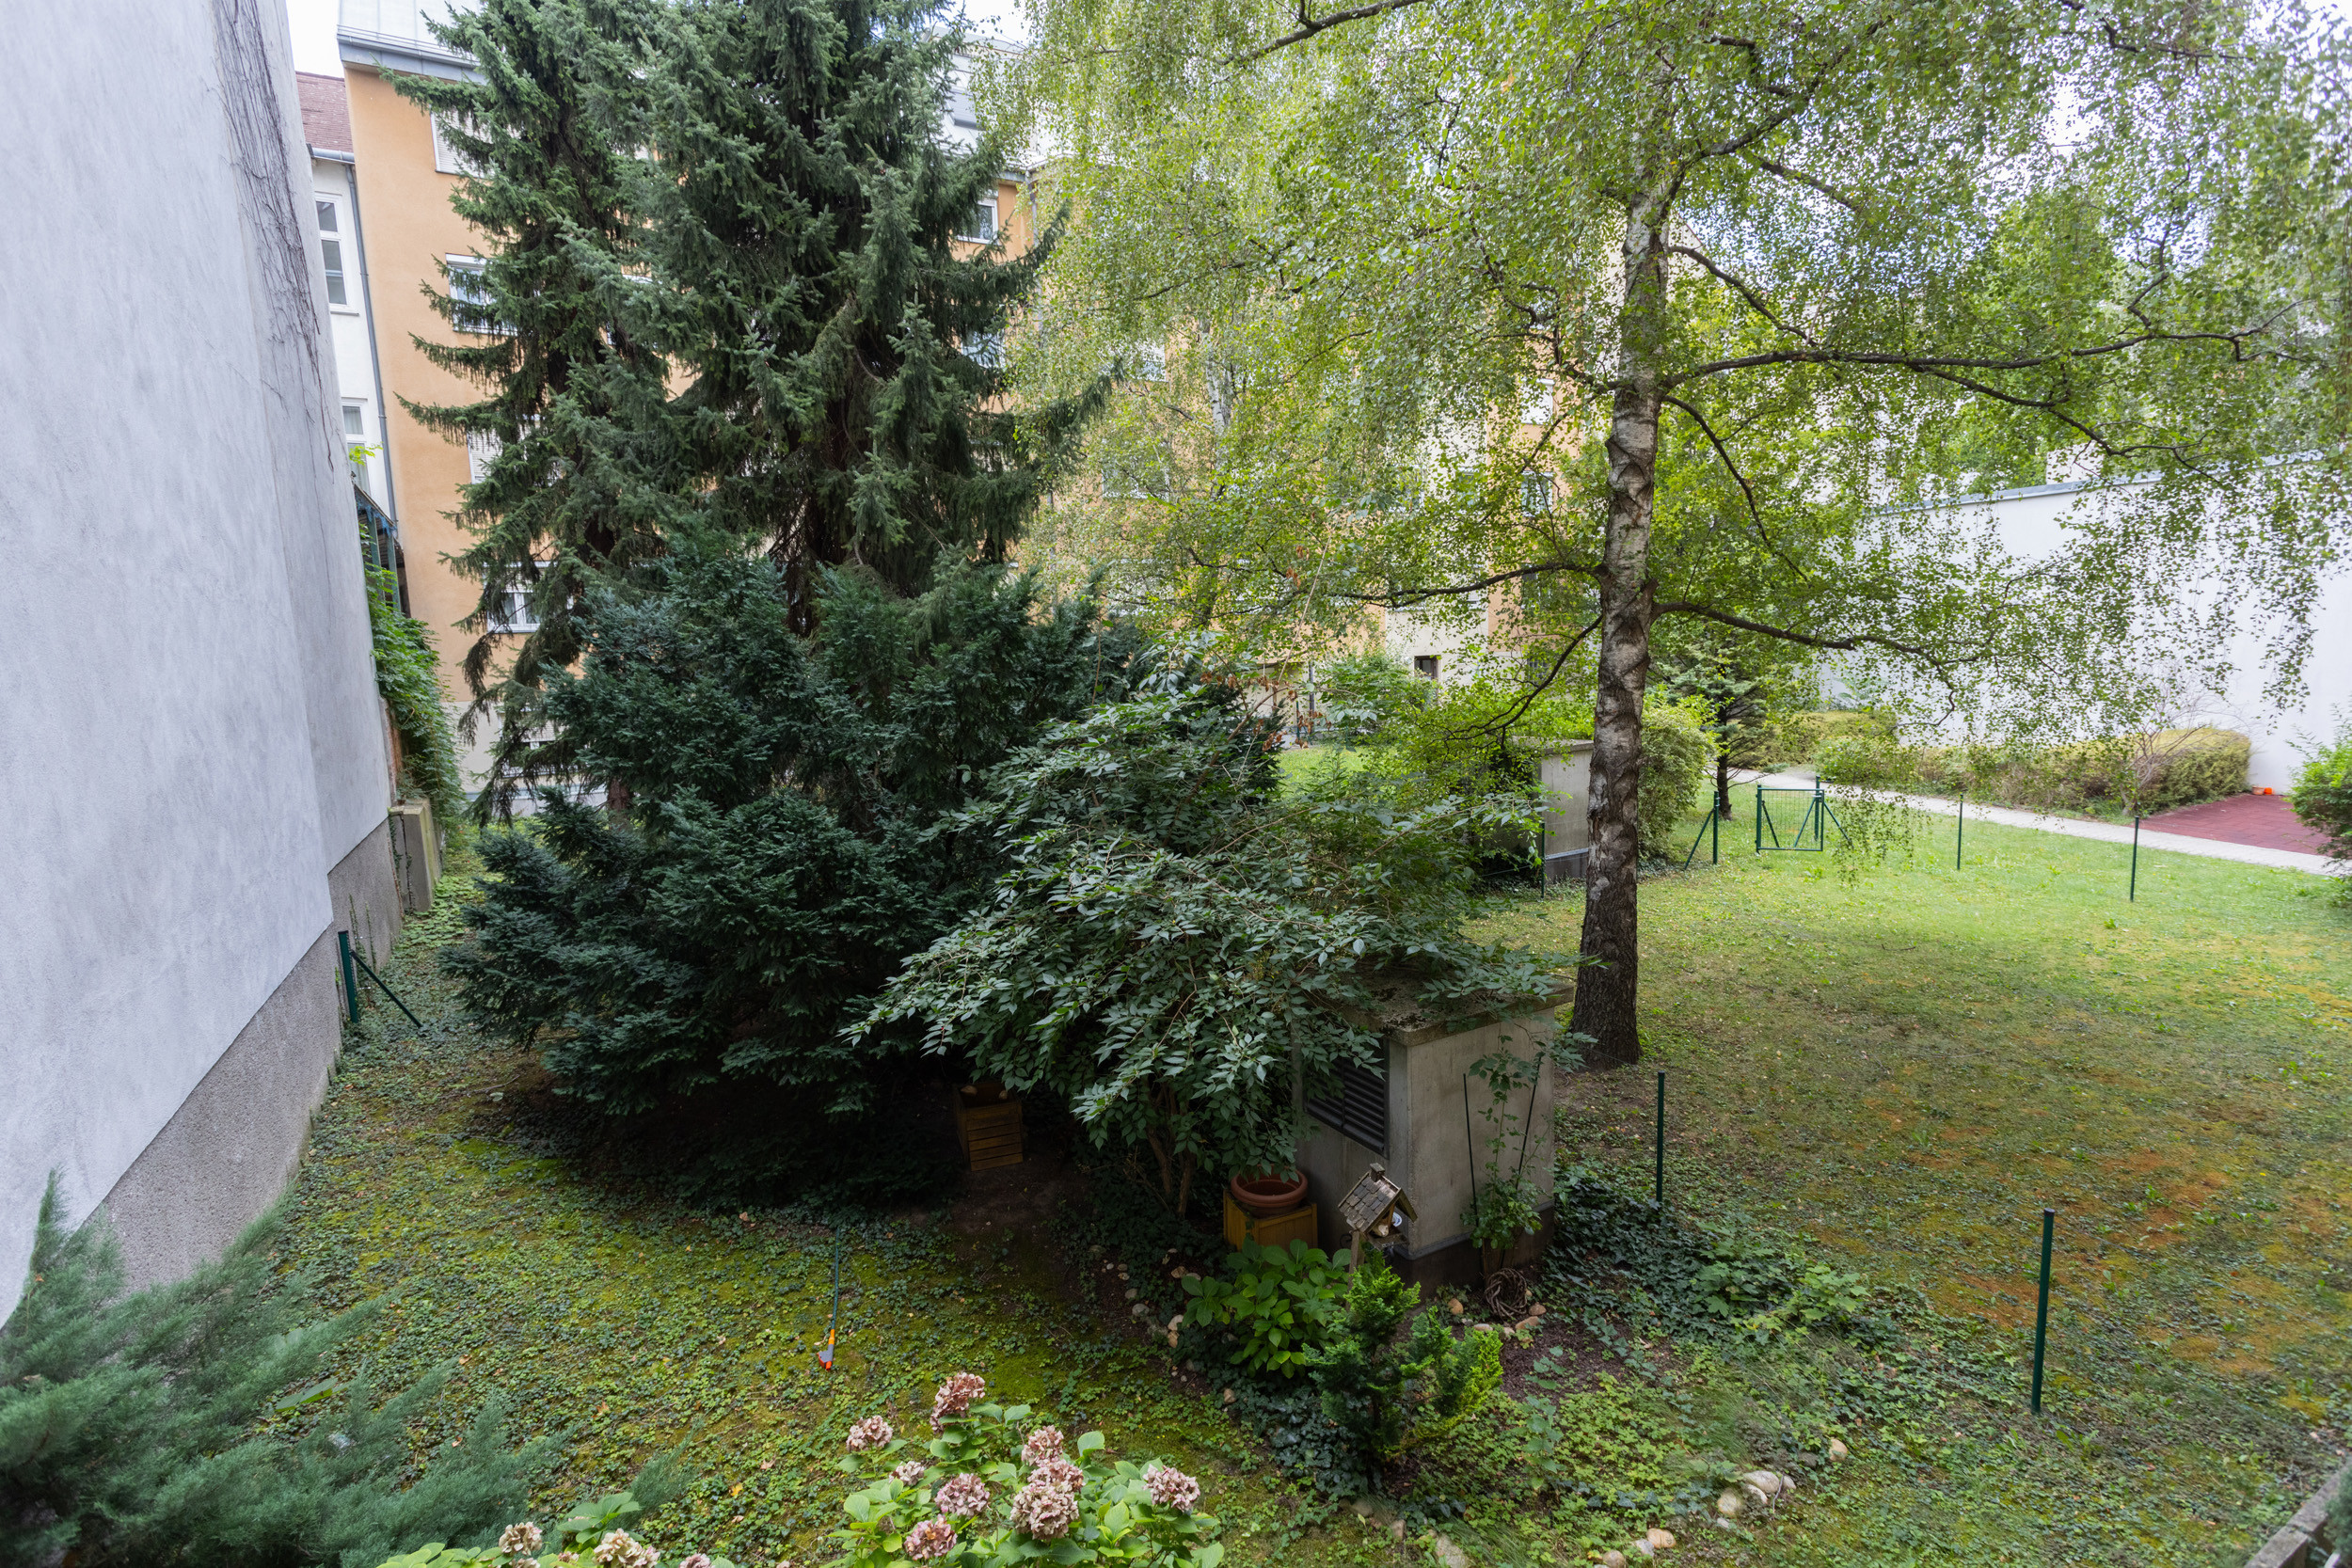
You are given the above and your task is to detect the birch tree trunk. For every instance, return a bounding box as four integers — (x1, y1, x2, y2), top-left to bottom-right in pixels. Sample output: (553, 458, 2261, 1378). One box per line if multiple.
(1568, 210, 1666, 1066)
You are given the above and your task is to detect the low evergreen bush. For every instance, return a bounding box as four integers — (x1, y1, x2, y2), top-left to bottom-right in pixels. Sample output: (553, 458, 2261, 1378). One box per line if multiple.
(2293, 726, 2352, 862)
(0, 1182, 551, 1568)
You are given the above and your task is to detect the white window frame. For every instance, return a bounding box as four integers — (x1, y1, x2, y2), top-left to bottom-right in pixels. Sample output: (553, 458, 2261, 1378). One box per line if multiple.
(1520, 471, 1554, 515)
(432, 113, 485, 177)
(446, 255, 507, 336)
(1520, 382, 1553, 424)
(1134, 343, 1167, 382)
(488, 560, 551, 635)
(965, 330, 1005, 371)
(466, 428, 502, 484)
(315, 195, 356, 311)
(958, 194, 998, 244)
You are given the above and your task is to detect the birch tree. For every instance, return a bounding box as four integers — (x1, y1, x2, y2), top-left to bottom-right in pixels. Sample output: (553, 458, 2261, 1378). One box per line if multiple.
(1001, 0, 2352, 1062)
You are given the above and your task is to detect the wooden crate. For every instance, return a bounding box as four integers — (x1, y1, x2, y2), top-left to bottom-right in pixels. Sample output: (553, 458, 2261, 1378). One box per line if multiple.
(1223, 1192, 1317, 1253)
(954, 1085, 1024, 1171)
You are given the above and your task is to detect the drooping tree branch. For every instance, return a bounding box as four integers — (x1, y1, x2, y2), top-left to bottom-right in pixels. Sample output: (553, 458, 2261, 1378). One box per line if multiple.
(1232, 0, 1432, 62)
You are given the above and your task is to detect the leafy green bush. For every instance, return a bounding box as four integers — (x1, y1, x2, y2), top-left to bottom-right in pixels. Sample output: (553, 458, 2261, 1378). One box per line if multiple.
(1, 1181, 551, 1568)
(2293, 726, 2352, 862)
(1692, 1238, 1872, 1344)
(832, 1377, 1221, 1568)
(1767, 708, 1897, 766)
(1305, 1248, 1502, 1480)
(866, 691, 1553, 1205)
(1313, 652, 1427, 743)
(1636, 698, 1713, 858)
(366, 560, 466, 829)
(1180, 1241, 1346, 1377)
(1918, 728, 2250, 814)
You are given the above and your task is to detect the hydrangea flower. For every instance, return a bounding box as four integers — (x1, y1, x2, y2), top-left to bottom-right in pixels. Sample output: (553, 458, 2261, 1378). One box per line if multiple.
(1020, 1425, 1065, 1468)
(1143, 1462, 1201, 1513)
(846, 1416, 893, 1451)
(903, 1518, 958, 1560)
(679, 1557, 712, 1568)
(499, 1522, 545, 1558)
(1009, 1474, 1080, 1541)
(892, 1460, 928, 1487)
(933, 1472, 991, 1519)
(930, 1371, 987, 1429)
(594, 1529, 659, 1568)
(1031, 1454, 1084, 1495)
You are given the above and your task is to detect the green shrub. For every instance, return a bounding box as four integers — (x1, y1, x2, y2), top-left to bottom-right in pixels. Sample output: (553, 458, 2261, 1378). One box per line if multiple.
(366, 559, 466, 830)
(831, 1377, 1221, 1568)
(1, 1180, 552, 1568)
(1767, 708, 1896, 766)
(1919, 728, 2250, 814)
(1313, 653, 1427, 744)
(1305, 1248, 1502, 1477)
(368, 1492, 710, 1568)
(2292, 727, 2352, 861)
(1636, 698, 1713, 858)
(1180, 1241, 1346, 1377)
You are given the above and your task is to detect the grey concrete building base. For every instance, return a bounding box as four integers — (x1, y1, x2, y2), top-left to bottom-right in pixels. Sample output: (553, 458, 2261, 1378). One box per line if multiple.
(100, 927, 342, 1290)
(330, 818, 402, 970)
(1389, 1207, 1558, 1292)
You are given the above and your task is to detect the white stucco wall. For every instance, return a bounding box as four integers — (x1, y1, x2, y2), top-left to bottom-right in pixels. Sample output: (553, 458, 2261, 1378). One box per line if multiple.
(0, 0, 393, 1304)
(1952, 477, 2352, 791)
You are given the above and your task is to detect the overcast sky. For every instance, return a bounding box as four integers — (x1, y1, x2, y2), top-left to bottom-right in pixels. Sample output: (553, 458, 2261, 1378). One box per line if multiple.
(286, 0, 1034, 73)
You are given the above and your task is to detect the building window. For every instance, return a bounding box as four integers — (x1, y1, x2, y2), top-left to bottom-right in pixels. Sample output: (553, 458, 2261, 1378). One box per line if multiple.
(446, 258, 505, 334)
(1520, 382, 1552, 423)
(1521, 471, 1553, 515)
(1131, 343, 1167, 382)
(965, 330, 1005, 370)
(315, 198, 348, 307)
(466, 429, 502, 484)
(1413, 655, 1439, 680)
(959, 195, 997, 243)
(431, 113, 485, 177)
(488, 562, 548, 634)
(342, 402, 365, 438)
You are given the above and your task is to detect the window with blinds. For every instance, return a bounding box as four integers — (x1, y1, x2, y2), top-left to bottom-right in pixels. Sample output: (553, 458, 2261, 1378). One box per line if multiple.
(1307, 1055, 1388, 1154)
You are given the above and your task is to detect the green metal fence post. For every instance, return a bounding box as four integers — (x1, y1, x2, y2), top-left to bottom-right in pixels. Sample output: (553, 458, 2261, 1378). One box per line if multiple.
(1754, 783, 1764, 852)
(2129, 816, 2142, 901)
(336, 931, 360, 1024)
(1956, 789, 1964, 869)
(1711, 802, 1720, 863)
(2030, 1208, 2055, 1414)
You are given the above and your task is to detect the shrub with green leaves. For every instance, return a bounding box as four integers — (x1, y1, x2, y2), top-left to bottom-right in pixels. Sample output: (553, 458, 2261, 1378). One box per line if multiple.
(1180, 1242, 1346, 1377)
(2293, 726, 2352, 863)
(1, 1181, 551, 1568)
(1634, 698, 1713, 858)
(369, 1492, 708, 1568)
(1312, 652, 1427, 744)
(366, 557, 466, 829)
(831, 1375, 1221, 1568)
(1304, 1248, 1502, 1483)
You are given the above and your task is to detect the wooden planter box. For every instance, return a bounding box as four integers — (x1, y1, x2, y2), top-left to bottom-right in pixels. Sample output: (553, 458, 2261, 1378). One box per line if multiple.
(1222, 1191, 1317, 1253)
(954, 1084, 1025, 1171)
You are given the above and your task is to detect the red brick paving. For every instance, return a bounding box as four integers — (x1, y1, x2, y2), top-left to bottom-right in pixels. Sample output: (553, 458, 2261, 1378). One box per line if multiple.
(2141, 792, 2332, 853)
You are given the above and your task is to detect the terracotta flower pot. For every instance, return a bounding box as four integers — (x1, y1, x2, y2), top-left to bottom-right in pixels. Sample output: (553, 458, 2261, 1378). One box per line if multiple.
(1230, 1169, 1307, 1219)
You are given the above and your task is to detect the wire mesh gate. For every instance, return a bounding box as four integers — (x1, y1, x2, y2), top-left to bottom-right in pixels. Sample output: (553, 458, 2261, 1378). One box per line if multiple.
(1755, 781, 1848, 852)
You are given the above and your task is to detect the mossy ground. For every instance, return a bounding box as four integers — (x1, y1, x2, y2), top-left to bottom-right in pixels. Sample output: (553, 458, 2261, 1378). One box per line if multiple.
(286, 874, 1399, 1568)
(283, 804, 2351, 1568)
(1464, 804, 2352, 1565)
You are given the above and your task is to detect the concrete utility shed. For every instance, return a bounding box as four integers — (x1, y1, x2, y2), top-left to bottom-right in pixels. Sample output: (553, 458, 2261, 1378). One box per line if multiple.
(1297, 981, 1574, 1287)
(1537, 738, 1596, 883)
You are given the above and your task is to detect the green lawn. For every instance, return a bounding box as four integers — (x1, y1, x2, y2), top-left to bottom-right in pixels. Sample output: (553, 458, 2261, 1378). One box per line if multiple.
(1464, 811, 2352, 1565)
(282, 812, 2352, 1568)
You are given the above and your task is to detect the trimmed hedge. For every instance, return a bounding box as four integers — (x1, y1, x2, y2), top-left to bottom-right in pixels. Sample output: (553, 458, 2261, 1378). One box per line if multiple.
(1916, 728, 2250, 814)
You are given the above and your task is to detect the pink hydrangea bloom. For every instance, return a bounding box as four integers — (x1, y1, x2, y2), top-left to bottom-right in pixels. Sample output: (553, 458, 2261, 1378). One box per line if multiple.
(892, 1460, 927, 1487)
(930, 1371, 987, 1429)
(499, 1522, 545, 1558)
(846, 1416, 894, 1452)
(1143, 1462, 1201, 1513)
(679, 1557, 713, 1568)
(903, 1518, 957, 1560)
(1020, 1426, 1065, 1468)
(1009, 1475, 1081, 1541)
(1032, 1454, 1084, 1495)
(933, 1473, 992, 1519)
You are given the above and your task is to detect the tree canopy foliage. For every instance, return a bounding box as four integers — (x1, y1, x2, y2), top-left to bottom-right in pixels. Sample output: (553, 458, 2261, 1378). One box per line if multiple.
(399, 0, 1095, 816)
(994, 0, 2352, 1057)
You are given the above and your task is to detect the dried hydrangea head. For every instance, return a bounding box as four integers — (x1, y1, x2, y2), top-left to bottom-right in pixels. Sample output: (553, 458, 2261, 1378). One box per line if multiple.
(1008, 1474, 1081, 1541)
(593, 1529, 659, 1568)
(499, 1522, 545, 1557)
(1032, 1454, 1084, 1495)
(903, 1518, 958, 1561)
(891, 1460, 928, 1487)
(1143, 1462, 1202, 1513)
(933, 1472, 992, 1519)
(930, 1370, 987, 1429)
(846, 1416, 894, 1451)
(678, 1556, 713, 1568)
(1019, 1425, 1065, 1469)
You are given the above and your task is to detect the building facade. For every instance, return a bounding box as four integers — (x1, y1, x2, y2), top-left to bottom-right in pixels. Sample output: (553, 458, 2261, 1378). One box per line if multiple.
(2, 0, 404, 1304)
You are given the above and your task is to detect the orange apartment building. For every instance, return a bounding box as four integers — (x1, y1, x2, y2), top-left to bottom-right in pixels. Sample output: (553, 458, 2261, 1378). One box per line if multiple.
(331, 1, 1039, 791)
